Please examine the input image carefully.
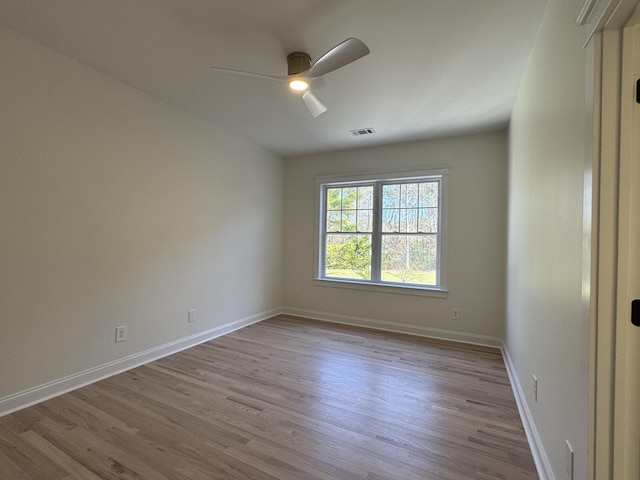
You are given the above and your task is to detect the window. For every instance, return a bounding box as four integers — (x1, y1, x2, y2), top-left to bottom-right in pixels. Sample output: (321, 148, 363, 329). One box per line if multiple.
(315, 169, 448, 294)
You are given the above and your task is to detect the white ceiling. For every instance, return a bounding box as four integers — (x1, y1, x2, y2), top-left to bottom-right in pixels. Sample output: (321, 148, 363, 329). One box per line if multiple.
(0, 0, 547, 157)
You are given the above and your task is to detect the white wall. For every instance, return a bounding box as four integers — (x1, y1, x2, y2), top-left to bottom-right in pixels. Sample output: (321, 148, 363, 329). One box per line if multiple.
(507, 0, 590, 478)
(0, 27, 283, 404)
(283, 132, 507, 344)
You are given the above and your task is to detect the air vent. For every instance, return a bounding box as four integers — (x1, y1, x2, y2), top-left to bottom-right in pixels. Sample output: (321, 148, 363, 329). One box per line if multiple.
(350, 127, 376, 136)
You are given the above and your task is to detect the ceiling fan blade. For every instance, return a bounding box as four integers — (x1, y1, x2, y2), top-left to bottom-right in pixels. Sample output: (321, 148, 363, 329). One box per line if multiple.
(305, 37, 370, 78)
(211, 66, 287, 84)
(302, 91, 327, 118)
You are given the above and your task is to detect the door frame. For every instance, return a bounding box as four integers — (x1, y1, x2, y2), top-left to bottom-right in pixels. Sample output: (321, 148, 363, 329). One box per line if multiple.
(588, 1, 640, 478)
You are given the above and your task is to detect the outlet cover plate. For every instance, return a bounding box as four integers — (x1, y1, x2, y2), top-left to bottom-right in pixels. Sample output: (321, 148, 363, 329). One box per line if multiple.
(115, 325, 127, 343)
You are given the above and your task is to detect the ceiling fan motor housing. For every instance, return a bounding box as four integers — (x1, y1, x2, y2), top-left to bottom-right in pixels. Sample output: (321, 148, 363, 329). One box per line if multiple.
(287, 52, 311, 75)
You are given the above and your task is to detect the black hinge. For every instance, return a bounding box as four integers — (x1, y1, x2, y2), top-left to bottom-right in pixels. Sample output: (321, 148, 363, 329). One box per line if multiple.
(632, 300, 640, 327)
(636, 79, 640, 103)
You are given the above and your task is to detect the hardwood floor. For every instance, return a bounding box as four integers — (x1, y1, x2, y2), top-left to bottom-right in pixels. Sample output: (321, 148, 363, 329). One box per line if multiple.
(0, 315, 538, 479)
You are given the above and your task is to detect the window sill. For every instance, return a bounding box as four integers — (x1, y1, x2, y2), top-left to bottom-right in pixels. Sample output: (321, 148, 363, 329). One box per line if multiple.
(313, 278, 449, 298)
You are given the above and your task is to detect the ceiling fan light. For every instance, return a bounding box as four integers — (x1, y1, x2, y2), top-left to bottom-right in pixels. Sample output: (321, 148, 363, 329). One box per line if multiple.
(302, 91, 327, 118)
(289, 79, 309, 91)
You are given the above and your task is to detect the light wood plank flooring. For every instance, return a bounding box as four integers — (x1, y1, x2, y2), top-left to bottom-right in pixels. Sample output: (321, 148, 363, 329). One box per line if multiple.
(0, 315, 538, 479)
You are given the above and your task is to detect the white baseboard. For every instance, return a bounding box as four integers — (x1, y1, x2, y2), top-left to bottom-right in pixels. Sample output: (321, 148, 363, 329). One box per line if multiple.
(0, 308, 281, 417)
(281, 306, 503, 348)
(501, 343, 554, 480)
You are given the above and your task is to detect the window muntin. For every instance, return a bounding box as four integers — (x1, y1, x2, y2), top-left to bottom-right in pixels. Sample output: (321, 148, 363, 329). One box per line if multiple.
(319, 173, 445, 290)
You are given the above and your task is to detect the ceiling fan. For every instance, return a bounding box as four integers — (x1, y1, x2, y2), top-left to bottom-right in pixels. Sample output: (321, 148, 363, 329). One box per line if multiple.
(211, 38, 370, 118)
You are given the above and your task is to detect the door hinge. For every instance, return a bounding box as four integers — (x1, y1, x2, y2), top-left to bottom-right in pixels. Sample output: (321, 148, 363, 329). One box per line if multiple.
(632, 299, 640, 327)
(636, 79, 640, 104)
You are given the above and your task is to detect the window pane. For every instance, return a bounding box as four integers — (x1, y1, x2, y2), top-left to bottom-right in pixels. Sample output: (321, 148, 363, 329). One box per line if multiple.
(342, 210, 356, 232)
(418, 207, 438, 233)
(381, 234, 437, 285)
(419, 182, 439, 207)
(405, 208, 418, 233)
(382, 184, 399, 208)
(358, 187, 373, 209)
(357, 210, 372, 232)
(342, 187, 357, 210)
(327, 211, 341, 232)
(382, 208, 399, 232)
(402, 183, 419, 209)
(327, 188, 342, 210)
(325, 233, 371, 280)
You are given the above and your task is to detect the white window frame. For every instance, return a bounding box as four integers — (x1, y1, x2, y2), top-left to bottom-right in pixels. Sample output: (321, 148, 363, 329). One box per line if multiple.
(314, 167, 449, 298)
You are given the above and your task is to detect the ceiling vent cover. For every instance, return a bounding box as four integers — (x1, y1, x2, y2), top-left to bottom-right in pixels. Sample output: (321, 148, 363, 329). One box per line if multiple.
(350, 127, 376, 136)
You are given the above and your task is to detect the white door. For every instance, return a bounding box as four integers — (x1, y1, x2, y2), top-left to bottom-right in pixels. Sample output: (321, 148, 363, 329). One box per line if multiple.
(613, 15, 640, 480)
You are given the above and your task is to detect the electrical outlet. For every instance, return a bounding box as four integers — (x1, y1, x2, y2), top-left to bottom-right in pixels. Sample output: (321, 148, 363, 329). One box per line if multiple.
(296, 290, 302, 300)
(565, 440, 574, 480)
(451, 308, 460, 320)
(188, 309, 197, 323)
(115, 325, 127, 343)
(533, 375, 538, 402)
